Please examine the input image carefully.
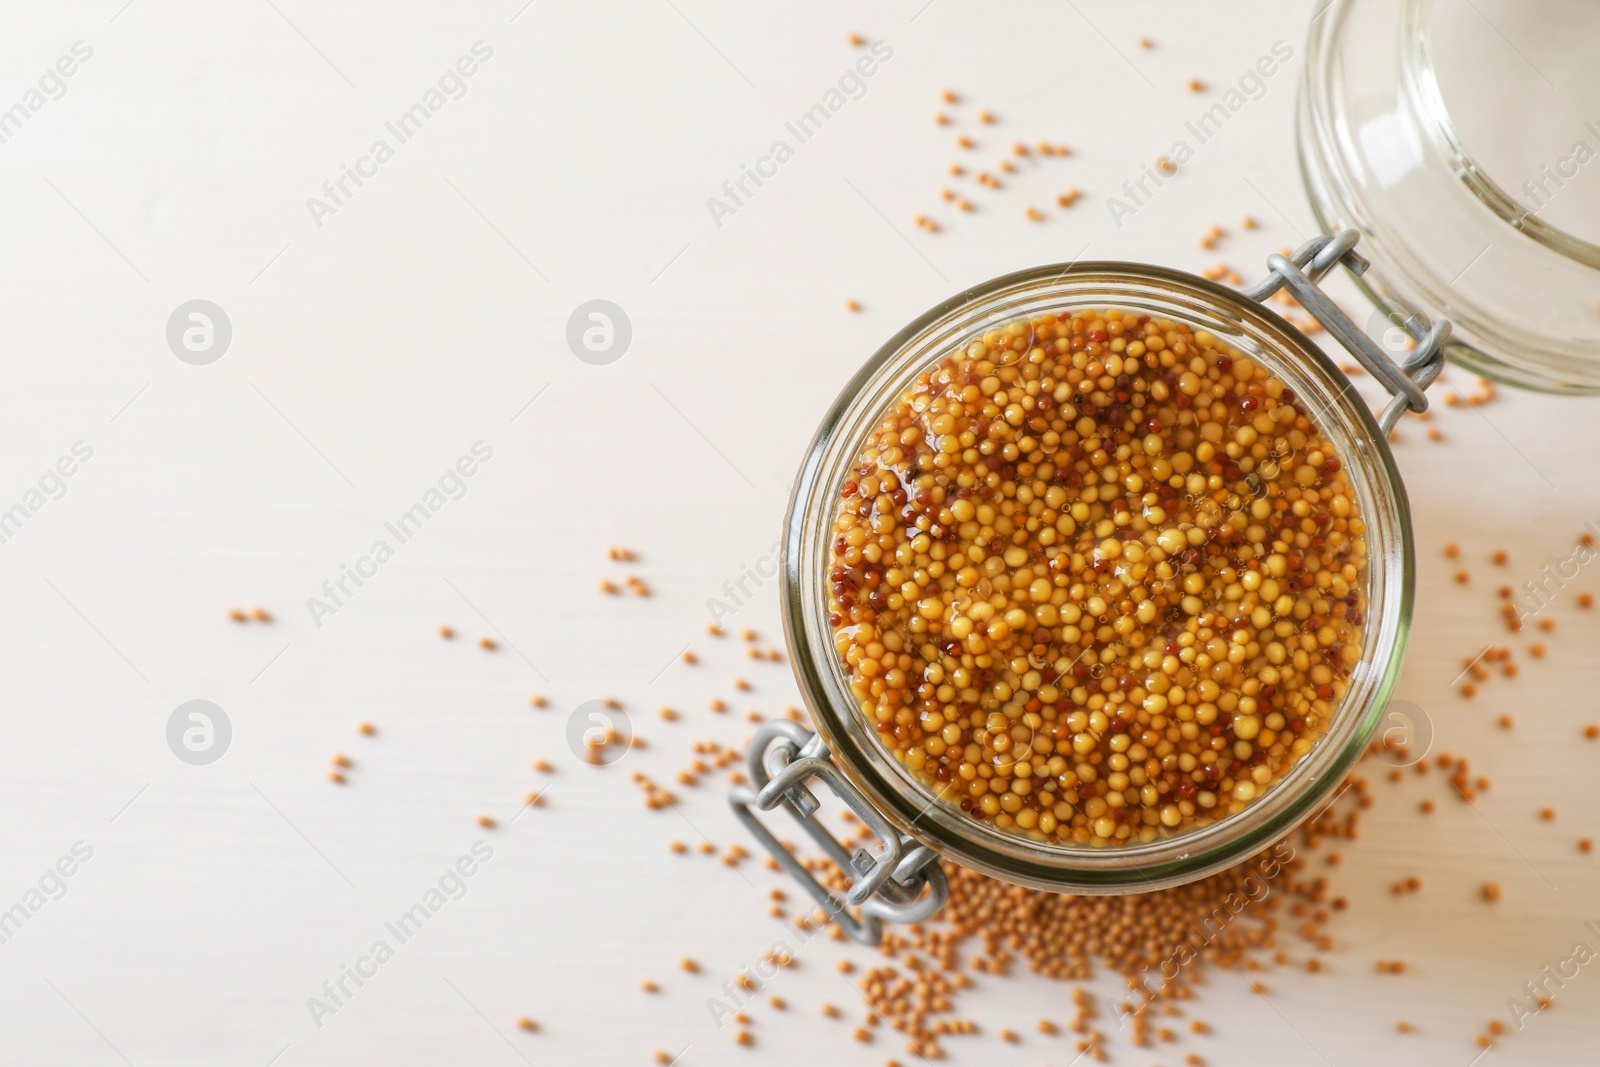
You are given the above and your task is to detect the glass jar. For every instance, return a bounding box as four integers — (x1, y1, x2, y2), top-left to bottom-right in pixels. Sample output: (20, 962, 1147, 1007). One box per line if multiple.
(1299, 0, 1600, 391)
(731, 233, 1448, 944)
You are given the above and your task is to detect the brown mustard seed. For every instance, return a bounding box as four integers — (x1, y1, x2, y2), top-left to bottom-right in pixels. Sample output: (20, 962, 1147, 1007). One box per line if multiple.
(1482, 882, 1501, 902)
(827, 307, 1368, 845)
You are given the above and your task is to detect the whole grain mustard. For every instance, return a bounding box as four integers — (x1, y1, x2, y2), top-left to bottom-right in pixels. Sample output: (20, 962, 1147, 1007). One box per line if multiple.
(827, 308, 1366, 845)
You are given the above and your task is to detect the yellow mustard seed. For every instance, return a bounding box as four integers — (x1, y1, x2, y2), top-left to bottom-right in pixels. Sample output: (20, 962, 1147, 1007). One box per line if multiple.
(826, 307, 1367, 846)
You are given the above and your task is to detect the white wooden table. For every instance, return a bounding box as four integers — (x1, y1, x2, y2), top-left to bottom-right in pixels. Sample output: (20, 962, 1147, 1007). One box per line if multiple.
(1, 1, 1596, 1063)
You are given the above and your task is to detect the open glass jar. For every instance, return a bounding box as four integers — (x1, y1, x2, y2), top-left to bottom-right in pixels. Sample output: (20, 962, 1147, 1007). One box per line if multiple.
(731, 233, 1449, 944)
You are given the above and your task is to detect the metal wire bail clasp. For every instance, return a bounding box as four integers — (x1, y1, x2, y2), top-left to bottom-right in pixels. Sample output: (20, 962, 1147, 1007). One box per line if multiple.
(729, 720, 949, 945)
(1240, 229, 1451, 435)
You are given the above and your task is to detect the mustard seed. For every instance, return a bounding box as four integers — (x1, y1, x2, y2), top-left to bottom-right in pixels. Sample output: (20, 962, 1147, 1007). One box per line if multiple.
(439, 624, 455, 638)
(1482, 882, 1501, 902)
(827, 308, 1368, 845)
(516, 1017, 537, 1031)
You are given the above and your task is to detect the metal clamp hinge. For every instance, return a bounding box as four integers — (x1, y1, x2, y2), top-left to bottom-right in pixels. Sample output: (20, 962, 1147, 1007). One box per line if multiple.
(729, 720, 949, 945)
(1240, 229, 1451, 434)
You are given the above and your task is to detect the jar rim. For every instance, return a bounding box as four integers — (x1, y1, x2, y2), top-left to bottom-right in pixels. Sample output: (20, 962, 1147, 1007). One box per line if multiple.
(781, 259, 1414, 893)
